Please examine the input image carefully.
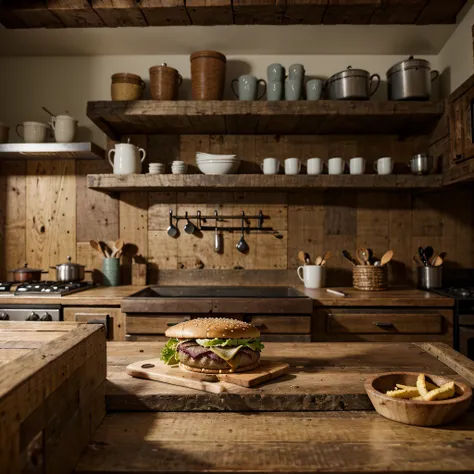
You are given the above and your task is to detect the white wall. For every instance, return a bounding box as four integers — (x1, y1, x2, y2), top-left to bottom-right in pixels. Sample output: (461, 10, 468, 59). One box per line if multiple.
(438, 1, 474, 95)
(0, 54, 439, 147)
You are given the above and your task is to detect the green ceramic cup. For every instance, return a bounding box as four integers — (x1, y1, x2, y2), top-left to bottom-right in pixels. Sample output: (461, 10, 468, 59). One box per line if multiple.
(103, 258, 120, 287)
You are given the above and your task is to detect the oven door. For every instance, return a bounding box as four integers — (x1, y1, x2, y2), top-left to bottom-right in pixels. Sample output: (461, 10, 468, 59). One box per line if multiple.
(459, 326, 474, 360)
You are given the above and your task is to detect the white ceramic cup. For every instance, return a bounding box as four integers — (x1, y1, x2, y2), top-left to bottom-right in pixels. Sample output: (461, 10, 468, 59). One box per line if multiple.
(108, 143, 146, 175)
(297, 265, 326, 289)
(261, 157, 280, 175)
(374, 156, 393, 175)
(285, 157, 301, 175)
(328, 157, 346, 175)
(307, 157, 324, 175)
(350, 157, 366, 175)
(16, 121, 49, 143)
(50, 115, 77, 143)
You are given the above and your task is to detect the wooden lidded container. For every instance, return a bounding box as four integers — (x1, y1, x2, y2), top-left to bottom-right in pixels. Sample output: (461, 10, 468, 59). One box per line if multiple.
(190, 50, 227, 100)
(111, 73, 145, 101)
(353, 266, 388, 291)
(149, 63, 182, 100)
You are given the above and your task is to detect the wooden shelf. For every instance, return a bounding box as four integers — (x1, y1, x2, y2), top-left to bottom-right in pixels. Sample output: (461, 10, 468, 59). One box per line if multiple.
(87, 174, 442, 192)
(87, 100, 444, 139)
(0, 142, 105, 160)
(0, 0, 466, 28)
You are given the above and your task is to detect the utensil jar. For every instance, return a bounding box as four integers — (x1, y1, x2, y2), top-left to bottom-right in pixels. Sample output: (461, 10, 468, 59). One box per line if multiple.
(103, 258, 120, 287)
(417, 266, 442, 290)
(149, 64, 182, 100)
(190, 50, 227, 100)
(111, 73, 145, 101)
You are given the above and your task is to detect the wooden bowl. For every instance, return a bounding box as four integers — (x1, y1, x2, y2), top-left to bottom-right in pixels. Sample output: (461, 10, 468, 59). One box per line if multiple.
(365, 372, 472, 426)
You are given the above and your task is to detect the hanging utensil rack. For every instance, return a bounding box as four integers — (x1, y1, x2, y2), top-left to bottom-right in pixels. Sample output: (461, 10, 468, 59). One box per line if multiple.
(168, 209, 272, 232)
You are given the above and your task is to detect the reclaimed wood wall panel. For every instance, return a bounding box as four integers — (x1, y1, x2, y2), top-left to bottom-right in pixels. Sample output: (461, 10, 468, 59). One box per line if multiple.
(26, 160, 76, 279)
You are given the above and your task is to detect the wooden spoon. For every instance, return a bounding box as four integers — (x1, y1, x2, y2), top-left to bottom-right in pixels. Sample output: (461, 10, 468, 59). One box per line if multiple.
(320, 250, 332, 266)
(342, 250, 356, 267)
(380, 250, 394, 266)
(101, 241, 111, 258)
(298, 251, 307, 265)
(112, 238, 124, 258)
(356, 248, 368, 266)
(315, 256, 323, 266)
(432, 255, 443, 267)
(412, 255, 423, 267)
(90, 239, 106, 257)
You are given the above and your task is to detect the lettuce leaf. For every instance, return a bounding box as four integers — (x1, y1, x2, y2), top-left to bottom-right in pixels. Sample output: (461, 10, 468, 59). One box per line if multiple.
(196, 338, 264, 352)
(160, 338, 180, 365)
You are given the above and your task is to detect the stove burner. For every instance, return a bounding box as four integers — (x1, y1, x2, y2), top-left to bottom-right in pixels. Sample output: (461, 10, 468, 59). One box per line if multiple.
(0, 282, 13, 292)
(449, 287, 474, 298)
(14, 281, 96, 296)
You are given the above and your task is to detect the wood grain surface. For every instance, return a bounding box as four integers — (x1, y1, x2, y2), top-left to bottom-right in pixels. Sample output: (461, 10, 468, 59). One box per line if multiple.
(105, 341, 469, 412)
(76, 411, 474, 474)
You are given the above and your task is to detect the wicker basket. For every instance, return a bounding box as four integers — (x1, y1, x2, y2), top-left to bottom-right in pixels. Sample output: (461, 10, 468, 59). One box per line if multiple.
(353, 265, 388, 291)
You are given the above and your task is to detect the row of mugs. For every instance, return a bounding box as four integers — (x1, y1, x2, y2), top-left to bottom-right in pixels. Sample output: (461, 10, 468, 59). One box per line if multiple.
(262, 157, 394, 175)
(15, 116, 78, 143)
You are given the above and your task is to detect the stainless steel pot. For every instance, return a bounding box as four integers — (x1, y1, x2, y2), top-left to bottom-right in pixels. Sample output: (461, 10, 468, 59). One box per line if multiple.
(409, 153, 434, 175)
(51, 256, 87, 282)
(326, 66, 380, 100)
(387, 56, 439, 101)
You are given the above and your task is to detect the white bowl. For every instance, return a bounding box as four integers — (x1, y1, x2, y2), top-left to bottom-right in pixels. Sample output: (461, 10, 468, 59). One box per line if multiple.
(196, 153, 236, 160)
(197, 160, 240, 175)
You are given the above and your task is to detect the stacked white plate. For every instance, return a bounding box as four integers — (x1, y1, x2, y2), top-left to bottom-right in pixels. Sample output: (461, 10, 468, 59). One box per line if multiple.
(171, 160, 187, 175)
(149, 163, 165, 174)
(196, 152, 241, 175)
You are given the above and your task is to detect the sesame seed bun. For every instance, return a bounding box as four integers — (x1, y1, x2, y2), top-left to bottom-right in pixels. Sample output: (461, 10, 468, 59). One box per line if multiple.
(165, 317, 260, 339)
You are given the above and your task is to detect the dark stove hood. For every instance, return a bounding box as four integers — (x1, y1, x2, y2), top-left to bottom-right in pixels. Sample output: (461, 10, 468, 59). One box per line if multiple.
(121, 286, 313, 314)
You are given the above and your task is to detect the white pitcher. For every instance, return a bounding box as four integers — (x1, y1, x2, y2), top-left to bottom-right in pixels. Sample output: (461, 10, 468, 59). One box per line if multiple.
(108, 143, 146, 175)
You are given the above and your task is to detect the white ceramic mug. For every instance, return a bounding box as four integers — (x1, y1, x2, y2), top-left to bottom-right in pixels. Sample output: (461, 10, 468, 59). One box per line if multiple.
(328, 157, 346, 175)
(374, 157, 393, 175)
(261, 157, 280, 175)
(51, 115, 77, 143)
(285, 157, 301, 175)
(307, 157, 324, 175)
(16, 121, 49, 143)
(297, 265, 326, 289)
(350, 157, 366, 175)
(108, 143, 146, 175)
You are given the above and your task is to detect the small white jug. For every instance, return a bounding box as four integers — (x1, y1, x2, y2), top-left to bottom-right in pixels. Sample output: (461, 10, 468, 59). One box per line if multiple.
(108, 143, 146, 175)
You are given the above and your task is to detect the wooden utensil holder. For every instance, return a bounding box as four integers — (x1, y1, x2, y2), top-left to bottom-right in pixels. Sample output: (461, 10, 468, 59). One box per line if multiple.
(190, 50, 226, 100)
(353, 265, 388, 291)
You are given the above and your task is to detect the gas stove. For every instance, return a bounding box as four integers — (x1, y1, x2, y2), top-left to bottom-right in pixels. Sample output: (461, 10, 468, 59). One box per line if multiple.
(14, 281, 95, 296)
(434, 287, 474, 300)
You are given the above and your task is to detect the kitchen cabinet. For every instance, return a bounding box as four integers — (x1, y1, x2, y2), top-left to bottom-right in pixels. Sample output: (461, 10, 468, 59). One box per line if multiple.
(314, 308, 453, 343)
(126, 314, 311, 342)
(447, 73, 474, 183)
(63, 307, 126, 341)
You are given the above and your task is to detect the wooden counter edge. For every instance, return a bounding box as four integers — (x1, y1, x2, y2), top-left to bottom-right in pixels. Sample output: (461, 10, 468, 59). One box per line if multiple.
(417, 342, 474, 386)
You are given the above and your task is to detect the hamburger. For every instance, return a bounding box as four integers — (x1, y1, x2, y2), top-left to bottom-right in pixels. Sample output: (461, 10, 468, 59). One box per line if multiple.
(160, 317, 264, 373)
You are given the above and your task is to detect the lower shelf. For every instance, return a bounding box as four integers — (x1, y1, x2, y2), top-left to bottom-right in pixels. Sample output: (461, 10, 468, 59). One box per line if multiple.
(87, 173, 442, 192)
(0, 142, 105, 160)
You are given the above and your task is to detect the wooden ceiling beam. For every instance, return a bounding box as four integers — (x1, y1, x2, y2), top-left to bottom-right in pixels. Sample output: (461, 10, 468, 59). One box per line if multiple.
(138, 0, 190, 26)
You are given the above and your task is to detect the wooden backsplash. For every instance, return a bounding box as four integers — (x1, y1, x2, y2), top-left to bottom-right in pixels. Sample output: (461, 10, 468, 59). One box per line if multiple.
(0, 134, 473, 287)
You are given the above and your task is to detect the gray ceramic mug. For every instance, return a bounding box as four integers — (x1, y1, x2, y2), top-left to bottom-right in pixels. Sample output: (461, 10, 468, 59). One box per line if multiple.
(288, 64, 305, 81)
(267, 63, 285, 82)
(267, 81, 283, 101)
(231, 75, 267, 101)
(285, 79, 301, 100)
(306, 79, 323, 100)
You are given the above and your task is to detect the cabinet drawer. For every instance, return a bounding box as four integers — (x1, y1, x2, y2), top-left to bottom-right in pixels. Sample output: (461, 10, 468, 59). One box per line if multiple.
(63, 307, 126, 341)
(127, 314, 311, 335)
(327, 311, 443, 334)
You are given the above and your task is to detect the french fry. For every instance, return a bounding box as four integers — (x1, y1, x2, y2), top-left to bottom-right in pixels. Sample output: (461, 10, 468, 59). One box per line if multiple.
(386, 387, 419, 399)
(423, 381, 456, 401)
(396, 382, 438, 392)
(412, 396, 424, 401)
(416, 373, 429, 398)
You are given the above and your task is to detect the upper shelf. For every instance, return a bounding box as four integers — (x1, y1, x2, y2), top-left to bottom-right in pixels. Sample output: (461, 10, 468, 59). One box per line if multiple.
(0, 143, 105, 160)
(87, 100, 445, 139)
(0, 1, 466, 28)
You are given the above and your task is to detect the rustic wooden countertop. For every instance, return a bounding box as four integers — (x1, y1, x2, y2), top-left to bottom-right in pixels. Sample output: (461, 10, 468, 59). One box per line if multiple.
(106, 341, 472, 412)
(0, 286, 453, 307)
(76, 341, 474, 474)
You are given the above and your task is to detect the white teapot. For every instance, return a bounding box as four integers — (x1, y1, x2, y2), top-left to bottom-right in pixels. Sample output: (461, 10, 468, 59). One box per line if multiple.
(108, 142, 146, 175)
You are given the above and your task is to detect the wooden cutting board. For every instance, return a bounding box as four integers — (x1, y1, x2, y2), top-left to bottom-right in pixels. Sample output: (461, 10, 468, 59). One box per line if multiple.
(126, 359, 290, 393)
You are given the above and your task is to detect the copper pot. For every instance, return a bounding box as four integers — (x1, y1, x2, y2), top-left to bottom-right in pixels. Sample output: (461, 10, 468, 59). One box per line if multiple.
(149, 64, 182, 100)
(9, 263, 47, 282)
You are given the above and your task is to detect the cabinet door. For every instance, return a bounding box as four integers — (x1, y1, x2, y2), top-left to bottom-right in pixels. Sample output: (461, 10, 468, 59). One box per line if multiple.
(63, 307, 126, 341)
(449, 96, 464, 164)
(461, 87, 474, 161)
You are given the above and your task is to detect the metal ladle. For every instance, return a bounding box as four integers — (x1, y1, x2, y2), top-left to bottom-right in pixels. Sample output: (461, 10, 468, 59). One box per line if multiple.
(184, 212, 197, 235)
(167, 209, 179, 238)
(214, 211, 222, 253)
(236, 215, 249, 254)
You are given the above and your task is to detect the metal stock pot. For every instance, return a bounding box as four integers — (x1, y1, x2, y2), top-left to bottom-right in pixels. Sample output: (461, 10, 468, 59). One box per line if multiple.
(326, 66, 380, 100)
(386, 56, 439, 101)
(51, 256, 88, 282)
